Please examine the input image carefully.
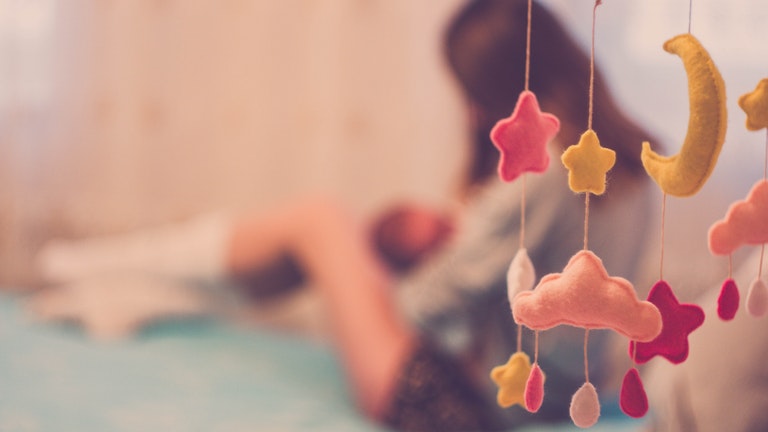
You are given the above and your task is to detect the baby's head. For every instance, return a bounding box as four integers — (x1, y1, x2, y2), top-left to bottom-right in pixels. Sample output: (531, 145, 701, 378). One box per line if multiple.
(371, 204, 454, 273)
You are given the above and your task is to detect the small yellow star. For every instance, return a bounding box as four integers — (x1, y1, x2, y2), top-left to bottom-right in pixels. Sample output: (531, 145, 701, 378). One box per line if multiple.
(738, 78, 768, 131)
(490, 351, 532, 408)
(561, 129, 616, 195)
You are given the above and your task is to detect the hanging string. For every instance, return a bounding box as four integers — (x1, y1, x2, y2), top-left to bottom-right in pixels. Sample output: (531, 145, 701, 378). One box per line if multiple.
(763, 130, 768, 180)
(659, 193, 668, 280)
(729, 253, 734, 279)
(534, 330, 540, 364)
(524, 0, 532, 91)
(581, 0, 601, 252)
(518, 0, 533, 249)
(583, 193, 591, 250)
(583, 329, 591, 383)
(587, 0, 601, 130)
(513, 0, 535, 355)
(688, 0, 694, 34)
(520, 175, 527, 249)
(631, 340, 638, 364)
(759, 132, 768, 279)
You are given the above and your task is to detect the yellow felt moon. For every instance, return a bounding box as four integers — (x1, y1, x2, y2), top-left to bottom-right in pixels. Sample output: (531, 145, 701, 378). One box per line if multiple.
(641, 33, 727, 197)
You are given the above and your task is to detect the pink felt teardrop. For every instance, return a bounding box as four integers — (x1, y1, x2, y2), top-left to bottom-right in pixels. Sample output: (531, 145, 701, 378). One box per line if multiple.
(524, 363, 545, 413)
(717, 278, 740, 321)
(570, 382, 600, 428)
(619, 367, 648, 418)
(746, 278, 768, 317)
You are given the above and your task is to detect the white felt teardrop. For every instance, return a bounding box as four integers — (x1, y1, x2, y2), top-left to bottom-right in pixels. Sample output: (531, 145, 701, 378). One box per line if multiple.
(747, 278, 768, 317)
(570, 382, 600, 428)
(507, 248, 536, 307)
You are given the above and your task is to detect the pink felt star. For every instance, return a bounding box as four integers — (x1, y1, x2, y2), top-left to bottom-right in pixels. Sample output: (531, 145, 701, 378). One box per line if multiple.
(630, 280, 705, 364)
(490, 90, 560, 182)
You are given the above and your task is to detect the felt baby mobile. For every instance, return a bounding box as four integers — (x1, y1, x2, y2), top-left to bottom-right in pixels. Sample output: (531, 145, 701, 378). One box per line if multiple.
(493, 1, 663, 428)
(489, 0, 560, 414)
(513, 1, 664, 427)
(708, 79, 768, 319)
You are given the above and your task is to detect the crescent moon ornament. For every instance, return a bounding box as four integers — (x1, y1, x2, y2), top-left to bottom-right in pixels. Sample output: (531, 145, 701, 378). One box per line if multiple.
(641, 33, 727, 197)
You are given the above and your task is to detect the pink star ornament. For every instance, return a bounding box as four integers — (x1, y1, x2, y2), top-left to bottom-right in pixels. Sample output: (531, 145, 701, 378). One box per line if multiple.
(630, 280, 705, 364)
(490, 90, 561, 182)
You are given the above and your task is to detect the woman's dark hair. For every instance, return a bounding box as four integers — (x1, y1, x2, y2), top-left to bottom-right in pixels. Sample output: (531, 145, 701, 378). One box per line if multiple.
(444, 0, 658, 188)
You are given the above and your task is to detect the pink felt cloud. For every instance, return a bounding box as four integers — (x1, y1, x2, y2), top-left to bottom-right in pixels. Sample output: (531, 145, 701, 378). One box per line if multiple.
(709, 180, 768, 255)
(490, 90, 560, 182)
(512, 250, 662, 342)
(630, 280, 704, 364)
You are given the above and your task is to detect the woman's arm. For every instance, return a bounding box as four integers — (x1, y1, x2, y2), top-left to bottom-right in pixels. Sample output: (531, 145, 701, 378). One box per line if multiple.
(227, 197, 417, 417)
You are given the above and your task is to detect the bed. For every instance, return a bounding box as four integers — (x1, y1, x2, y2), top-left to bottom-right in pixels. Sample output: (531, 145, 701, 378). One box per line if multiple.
(0, 293, 644, 431)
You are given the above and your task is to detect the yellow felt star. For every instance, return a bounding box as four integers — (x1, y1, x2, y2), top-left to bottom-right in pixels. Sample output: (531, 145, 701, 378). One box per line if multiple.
(738, 78, 768, 131)
(490, 351, 532, 408)
(561, 129, 616, 195)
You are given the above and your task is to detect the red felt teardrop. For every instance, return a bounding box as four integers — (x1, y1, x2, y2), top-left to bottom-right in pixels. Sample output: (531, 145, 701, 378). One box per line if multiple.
(717, 278, 740, 321)
(524, 363, 545, 413)
(619, 367, 648, 418)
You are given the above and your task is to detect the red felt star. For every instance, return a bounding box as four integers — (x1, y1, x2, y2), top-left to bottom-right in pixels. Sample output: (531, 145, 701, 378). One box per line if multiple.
(490, 90, 560, 182)
(630, 280, 705, 364)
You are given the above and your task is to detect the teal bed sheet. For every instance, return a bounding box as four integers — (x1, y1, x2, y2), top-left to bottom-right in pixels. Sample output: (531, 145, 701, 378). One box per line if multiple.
(0, 295, 643, 431)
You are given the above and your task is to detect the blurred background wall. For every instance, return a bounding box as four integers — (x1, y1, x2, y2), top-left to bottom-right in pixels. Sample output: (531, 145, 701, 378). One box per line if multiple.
(0, 0, 468, 284)
(0, 0, 765, 286)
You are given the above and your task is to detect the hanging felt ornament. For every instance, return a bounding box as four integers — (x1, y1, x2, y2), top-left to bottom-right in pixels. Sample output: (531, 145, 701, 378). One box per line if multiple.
(739, 79, 768, 131)
(640, 33, 727, 198)
(524, 362, 546, 413)
(506, 248, 536, 305)
(618, 3, 724, 418)
(491, 91, 560, 183)
(629, 281, 704, 364)
(716, 278, 741, 321)
(490, 351, 534, 409)
(708, 78, 768, 319)
(512, 2, 664, 427)
(570, 381, 600, 428)
(619, 367, 648, 419)
(495, 0, 727, 426)
(709, 180, 768, 255)
(513, 250, 662, 342)
(489, 0, 560, 412)
(746, 278, 768, 317)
